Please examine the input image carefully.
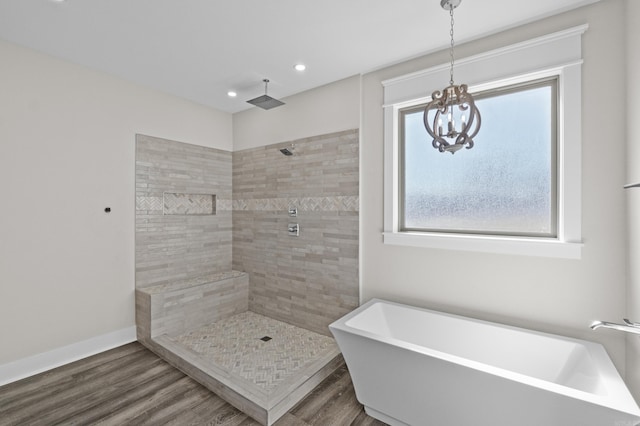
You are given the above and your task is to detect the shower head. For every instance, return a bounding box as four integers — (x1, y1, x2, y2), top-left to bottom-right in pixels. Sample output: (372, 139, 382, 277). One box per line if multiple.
(279, 146, 294, 156)
(247, 79, 285, 110)
(247, 94, 285, 110)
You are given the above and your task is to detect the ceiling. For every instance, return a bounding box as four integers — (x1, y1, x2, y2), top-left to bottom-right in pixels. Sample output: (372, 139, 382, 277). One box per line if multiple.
(0, 0, 598, 113)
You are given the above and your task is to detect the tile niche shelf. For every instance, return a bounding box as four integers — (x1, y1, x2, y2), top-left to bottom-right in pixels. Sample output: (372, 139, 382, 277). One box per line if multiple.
(163, 192, 216, 215)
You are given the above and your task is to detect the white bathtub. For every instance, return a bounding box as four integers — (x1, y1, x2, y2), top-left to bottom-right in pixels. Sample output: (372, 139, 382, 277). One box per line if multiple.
(329, 299, 640, 426)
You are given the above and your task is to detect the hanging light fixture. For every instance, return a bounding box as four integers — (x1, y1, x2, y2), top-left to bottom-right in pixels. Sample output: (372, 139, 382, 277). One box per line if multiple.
(423, 0, 481, 154)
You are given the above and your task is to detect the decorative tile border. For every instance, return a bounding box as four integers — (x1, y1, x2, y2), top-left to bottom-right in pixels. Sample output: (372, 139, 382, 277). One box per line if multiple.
(136, 196, 163, 212)
(232, 196, 358, 212)
(136, 196, 232, 213)
(136, 195, 356, 213)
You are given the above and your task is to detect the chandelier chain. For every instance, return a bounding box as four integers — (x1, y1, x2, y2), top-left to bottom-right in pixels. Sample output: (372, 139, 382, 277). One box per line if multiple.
(449, 7, 455, 85)
(424, 0, 481, 154)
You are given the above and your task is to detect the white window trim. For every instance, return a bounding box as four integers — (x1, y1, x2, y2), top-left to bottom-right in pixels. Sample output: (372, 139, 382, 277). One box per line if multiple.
(382, 25, 587, 259)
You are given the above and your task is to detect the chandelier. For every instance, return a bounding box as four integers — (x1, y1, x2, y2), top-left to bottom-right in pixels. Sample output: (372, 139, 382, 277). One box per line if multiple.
(423, 0, 481, 154)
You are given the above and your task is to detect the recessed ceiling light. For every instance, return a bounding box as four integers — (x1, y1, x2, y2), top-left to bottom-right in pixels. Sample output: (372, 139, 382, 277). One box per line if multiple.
(227, 91, 237, 98)
(294, 64, 306, 72)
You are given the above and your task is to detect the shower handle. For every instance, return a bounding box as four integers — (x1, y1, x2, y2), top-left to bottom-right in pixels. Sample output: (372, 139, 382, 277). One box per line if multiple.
(288, 223, 299, 236)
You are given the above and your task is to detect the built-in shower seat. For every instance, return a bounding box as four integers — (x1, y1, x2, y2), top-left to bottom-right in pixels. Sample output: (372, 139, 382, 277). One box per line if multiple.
(136, 270, 249, 343)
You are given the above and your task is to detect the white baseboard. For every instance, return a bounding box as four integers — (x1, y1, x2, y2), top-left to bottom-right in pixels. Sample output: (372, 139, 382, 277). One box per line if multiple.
(0, 326, 137, 387)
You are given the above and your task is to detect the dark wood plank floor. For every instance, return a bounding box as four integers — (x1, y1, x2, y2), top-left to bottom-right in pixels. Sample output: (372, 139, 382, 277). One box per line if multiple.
(0, 342, 387, 426)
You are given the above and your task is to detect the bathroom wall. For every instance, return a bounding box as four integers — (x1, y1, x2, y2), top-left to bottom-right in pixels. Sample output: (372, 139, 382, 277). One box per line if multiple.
(361, 0, 629, 376)
(3, 0, 634, 400)
(232, 130, 359, 336)
(135, 134, 232, 289)
(233, 76, 361, 150)
(0, 38, 232, 367)
(625, 0, 640, 400)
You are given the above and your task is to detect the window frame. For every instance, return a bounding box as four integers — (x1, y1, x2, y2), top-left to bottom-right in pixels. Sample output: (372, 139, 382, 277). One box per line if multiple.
(399, 76, 559, 238)
(382, 26, 587, 259)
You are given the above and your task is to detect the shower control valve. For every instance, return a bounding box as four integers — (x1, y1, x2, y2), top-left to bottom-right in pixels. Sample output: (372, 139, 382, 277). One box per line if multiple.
(288, 223, 299, 237)
(288, 207, 297, 217)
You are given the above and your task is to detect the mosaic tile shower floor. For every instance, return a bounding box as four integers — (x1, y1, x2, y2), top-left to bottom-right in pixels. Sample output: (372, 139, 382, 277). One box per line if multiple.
(173, 311, 339, 393)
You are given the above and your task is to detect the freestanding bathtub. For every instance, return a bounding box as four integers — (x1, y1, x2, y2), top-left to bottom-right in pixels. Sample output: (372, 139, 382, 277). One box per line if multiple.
(329, 299, 640, 426)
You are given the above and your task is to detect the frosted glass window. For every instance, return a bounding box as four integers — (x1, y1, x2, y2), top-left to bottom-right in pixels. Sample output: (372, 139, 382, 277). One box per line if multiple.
(401, 78, 557, 237)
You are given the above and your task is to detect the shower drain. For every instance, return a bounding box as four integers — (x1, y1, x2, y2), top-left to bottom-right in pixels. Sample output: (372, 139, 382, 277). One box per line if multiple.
(260, 336, 272, 342)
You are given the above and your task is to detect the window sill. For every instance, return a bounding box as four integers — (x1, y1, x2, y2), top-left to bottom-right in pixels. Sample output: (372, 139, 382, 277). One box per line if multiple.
(382, 231, 583, 259)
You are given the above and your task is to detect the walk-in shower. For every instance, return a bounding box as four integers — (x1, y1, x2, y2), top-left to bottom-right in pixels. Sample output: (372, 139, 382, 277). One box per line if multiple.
(134, 130, 359, 425)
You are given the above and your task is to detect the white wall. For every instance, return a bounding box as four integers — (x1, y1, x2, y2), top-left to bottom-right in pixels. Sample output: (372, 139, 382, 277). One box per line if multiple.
(0, 39, 232, 365)
(233, 76, 360, 150)
(626, 0, 640, 400)
(361, 0, 630, 376)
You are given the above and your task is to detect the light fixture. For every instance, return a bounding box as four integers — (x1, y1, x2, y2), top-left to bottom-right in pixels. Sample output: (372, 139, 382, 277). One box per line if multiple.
(227, 91, 237, 98)
(294, 64, 306, 72)
(423, 0, 481, 154)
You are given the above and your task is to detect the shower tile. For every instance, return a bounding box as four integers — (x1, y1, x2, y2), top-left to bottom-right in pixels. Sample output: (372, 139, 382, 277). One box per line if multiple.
(135, 134, 233, 288)
(232, 129, 359, 337)
(231, 196, 359, 212)
(136, 196, 163, 212)
(151, 310, 343, 424)
(174, 311, 337, 393)
(136, 271, 249, 343)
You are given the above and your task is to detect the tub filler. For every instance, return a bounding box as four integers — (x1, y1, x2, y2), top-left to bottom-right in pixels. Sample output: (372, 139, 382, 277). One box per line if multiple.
(329, 299, 640, 426)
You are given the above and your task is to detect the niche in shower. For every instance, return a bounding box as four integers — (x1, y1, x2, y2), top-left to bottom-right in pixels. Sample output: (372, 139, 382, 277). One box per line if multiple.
(163, 192, 216, 215)
(134, 130, 359, 425)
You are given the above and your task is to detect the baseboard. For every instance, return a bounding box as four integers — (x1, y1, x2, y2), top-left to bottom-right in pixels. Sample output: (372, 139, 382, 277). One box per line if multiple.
(0, 326, 137, 387)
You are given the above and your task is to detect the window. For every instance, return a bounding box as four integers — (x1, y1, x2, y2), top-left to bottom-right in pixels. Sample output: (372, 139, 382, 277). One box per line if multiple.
(382, 26, 587, 258)
(401, 78, 557, 237)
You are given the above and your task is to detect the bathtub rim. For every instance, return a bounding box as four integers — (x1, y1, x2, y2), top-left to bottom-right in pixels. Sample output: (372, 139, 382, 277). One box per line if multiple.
(329, 298, 640, 419)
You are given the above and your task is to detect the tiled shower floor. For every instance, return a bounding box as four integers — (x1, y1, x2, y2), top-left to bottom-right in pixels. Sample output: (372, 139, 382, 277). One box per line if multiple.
(155, 311, 342, 425)
(173, 311, 339, 392)
(174, 312, 338, 391)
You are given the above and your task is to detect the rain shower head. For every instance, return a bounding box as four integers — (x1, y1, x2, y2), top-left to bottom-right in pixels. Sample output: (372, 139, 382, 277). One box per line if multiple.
(247, 95, 285, 110)
(247, 79, 285, 110)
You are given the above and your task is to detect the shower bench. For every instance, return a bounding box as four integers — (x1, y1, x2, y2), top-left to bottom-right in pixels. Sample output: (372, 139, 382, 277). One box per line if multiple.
(135, 270, 249, 344)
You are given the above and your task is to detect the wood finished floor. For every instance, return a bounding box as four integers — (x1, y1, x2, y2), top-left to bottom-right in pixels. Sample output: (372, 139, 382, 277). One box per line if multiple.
(0, 342, 387, 426)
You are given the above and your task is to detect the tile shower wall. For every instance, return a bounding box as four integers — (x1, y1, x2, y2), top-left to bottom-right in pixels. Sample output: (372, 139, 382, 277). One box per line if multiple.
(135, 134, 232, 288)
(232, 129, 359, 336)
